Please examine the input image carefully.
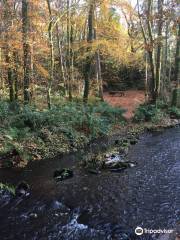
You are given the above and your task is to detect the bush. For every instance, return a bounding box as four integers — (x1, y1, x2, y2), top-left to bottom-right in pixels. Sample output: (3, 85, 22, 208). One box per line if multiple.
(0, 100, 125, 163)
(133, 103, 165, 123)
(0, 183, 15, 195)
(168, 106, 180, 119)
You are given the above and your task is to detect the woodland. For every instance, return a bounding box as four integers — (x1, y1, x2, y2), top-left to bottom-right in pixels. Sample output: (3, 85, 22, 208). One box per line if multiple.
(0, 2, 180, 239)
(0, 0, 179, 166)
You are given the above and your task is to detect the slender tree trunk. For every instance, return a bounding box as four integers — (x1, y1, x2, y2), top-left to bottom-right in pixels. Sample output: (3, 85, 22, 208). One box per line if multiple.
(22, 0, 31, 105)
(83, 1, 94, 103)
(56, 25, 67, 94)
(70, 24, 74, 91)
(46, 0, 54, 109)
(67, 0, 72, 101)
(172, 23, 180, 107)
(168, 45, 172, 85)
(13, 51, 19, 100)
(30, 40, 35, 103)
(6, 51, 14, 102)
(145, 52, 149, 101)
(3, 0, 15, 102)
(155, 0, 164, 99)
(147, 0, 156, 101)
(161, 21, 169, 99)
(174, 23, 180, 87)
(94, 25, 104, 101)
(0, 48, 4, 98)
(95, 51, 104, 101)
(137, 0, 155, 101)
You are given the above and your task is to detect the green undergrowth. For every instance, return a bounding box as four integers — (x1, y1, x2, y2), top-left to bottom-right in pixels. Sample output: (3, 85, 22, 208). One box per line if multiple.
(0, 100, 125, 167)
(0, 182, 15, 195)
(133, 100, 180, 123)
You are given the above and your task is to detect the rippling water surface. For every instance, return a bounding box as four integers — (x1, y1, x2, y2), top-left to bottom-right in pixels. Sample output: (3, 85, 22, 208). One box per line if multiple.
(0, 127, 180, 240)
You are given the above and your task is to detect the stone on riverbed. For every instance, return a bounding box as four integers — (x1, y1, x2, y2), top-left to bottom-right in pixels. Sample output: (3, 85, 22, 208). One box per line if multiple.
(15, 181, 30, 197)
(104, 152, 136, 170)
(87, 169, 101, 175)
(54, 168, 73, 182)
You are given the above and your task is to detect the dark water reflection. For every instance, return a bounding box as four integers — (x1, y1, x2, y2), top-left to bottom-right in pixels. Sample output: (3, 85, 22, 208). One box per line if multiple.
(0, 127, 180, 240)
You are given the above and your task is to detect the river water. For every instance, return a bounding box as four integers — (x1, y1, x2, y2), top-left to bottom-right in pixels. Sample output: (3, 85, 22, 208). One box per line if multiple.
(0, 127, 180, 240)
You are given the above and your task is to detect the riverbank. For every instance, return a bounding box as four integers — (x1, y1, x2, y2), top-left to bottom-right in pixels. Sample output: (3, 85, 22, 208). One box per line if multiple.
(81, 117, 180, 171)
(0, 100, 125, 168)
(0, 99, 179, 169)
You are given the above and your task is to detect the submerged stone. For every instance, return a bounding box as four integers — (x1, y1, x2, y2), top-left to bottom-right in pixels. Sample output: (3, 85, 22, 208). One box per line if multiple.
(53, 169, 73, 181)
(29, 213, 38, 218)
(87, 169, 101, 175)
(15, 181, 30, 197)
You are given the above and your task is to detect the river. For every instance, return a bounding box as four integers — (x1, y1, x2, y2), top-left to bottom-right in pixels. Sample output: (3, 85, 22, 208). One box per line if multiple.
(0, 127, 180, 240)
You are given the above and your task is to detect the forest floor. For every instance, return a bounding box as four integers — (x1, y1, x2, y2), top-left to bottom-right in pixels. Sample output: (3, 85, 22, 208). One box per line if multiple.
(104, 90, 145, 119)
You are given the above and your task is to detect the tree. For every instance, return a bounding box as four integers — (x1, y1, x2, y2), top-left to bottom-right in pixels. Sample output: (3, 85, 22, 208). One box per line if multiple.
(172, 22, 180, 106)
(22, 0, 31, 104)
(83, 0, 94, 103)
(3, 0, 15, 102)
(155, 0, 164, 99)
(46, 0, 54, 109)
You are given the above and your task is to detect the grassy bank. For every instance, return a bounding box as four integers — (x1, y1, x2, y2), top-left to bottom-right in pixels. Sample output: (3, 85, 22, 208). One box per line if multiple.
(133, 101, 180, 123)
(80, 102, 180, 170)
(0, 98, 179, 169)
(0, 100, 125, 168)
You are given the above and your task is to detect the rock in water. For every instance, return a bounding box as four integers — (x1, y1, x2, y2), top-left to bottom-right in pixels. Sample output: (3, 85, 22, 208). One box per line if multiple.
(87, 169, 101, 175)
(53, 169, 73, 181)
(15, 181, 30, 197)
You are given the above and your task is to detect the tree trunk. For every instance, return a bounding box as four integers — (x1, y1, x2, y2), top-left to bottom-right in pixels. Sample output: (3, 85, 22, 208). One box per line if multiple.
(46, 0, 54, 109)
(13, 51, 19, 100)
(172, 23, 180, 107)
(0, 48, 4, 98)
(147, 0, 156, 101)
(6, 51, 14, 102)
(155, 0, 164, 99)
(145, 52, 149, 101)
(137, 0, 155, 101)
(174, 23, 180, 86)
(3, 0, 15, 102)
(56, 25, 67, 95)
(22, 0, 31, 105)
(94, 25, 104, 101)
(67, 0, 72, 101)
(70, 24, 74, 93)
(95, 50, 104, 101)
(83, 1, 94, 103)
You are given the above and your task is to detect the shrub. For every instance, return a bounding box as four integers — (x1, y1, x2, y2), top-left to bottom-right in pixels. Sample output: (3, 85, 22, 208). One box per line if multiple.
(133, 103, 164, 122)
(0, 183, 15, 195)
(168, 106, 180, 119)
(0, 100, 125, 163)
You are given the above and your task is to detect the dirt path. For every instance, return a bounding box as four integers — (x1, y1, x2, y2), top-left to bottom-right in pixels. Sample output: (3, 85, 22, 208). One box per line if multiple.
(104, 90, 145, 119)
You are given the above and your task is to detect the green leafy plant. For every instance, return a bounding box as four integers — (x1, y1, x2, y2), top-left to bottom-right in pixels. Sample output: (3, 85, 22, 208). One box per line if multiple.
(133, 103, 164, 122)
(0, 100, 125, 165)
(168, 106, 180, 119)
(0, 183, 15, 195)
